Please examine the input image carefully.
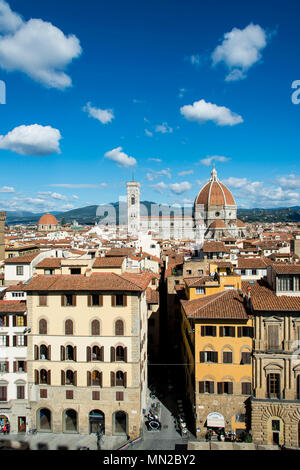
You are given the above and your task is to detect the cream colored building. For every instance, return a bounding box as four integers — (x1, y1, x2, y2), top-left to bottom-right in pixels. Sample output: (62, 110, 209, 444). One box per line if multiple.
(24, 272, 150, 436)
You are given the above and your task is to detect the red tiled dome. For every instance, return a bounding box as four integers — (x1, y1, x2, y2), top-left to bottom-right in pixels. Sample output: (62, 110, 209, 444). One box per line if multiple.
(38, 213, 58, 226)
(195, 167, 235, 207)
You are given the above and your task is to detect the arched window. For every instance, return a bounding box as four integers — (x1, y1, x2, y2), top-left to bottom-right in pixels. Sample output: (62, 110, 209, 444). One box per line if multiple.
(116, 371, 125, 387)
(131, 196, 135, 205)
(115, 320, 124, 336)
(92, 346, 103, 361)
(39, 319, 47, 335)
(92, 370, 102, 386)
(91, 320, 100, 336)
(66, 345, 75, 361)
(40, 369, 48, 385)
(116, 346, 125, 362)
(65, 320, 73, 335)
(66, 370, 74, 385)
(63, 409, 78, 433)
(38, 408, 51, 431)
(39, 344, 49, 360)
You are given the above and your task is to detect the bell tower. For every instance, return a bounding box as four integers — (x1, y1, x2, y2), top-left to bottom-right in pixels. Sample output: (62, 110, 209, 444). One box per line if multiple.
(0, 212, 6, 261)
(127, 179, 140, 235)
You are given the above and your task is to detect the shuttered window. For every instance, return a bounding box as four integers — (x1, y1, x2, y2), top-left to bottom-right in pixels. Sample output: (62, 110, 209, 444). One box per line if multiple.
(92, 391, 100, 400)
(0, 386, 7, 401)
(220, 326, 235, 337)
(39, 319, 47, 335)
(199, 381, 214, 393)
(201, 326, 216, 336)
(66, 390, 73, 399)
(217, 382, 233, 394)
(65, 320, 73, 336)
(17, 386, 25, 399)
(223, 351, 233, 364)
(91, 320, 100, 336)
(39, 295, 47, 307)
(268, 325, 280, 349)
(40, 389, 47, 399)
(116, 391, 124, 401)
(200, 351, 218, 363)
(115, 320, 124, 336)
(241, 352, 251, 364)
(241, 382, 252, 395)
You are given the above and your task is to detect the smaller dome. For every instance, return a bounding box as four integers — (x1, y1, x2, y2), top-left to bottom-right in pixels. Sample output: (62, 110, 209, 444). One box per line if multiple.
(209, 220, 227, 229)
(236, 219, 245, 227)
(38, 213, 58, 226)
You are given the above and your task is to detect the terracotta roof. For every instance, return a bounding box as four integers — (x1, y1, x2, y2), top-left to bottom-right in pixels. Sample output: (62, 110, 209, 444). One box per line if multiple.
(237, 257, 269, 269)
(210, 261, 233, 268)
(181, 289, 249, 319)
(122, 272, 159, 290)
(202, 241, 229, 253)
(35, 258, 63, 268)
(0, 301, 26, 313)
(24, 273, 145, 292)
(271, 263, 300, 275)
(209, 220, 227, 229)
(242, 280, 300, 311)
(106, 248, 134, 257)
(184, 276, 216, 287)
(92, 257, 125, 268)
(5, 252, 41, 264)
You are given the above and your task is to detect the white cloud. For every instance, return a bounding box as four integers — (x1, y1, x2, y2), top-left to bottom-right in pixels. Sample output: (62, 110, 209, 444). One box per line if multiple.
(0, 0, 22, 33)
(148, 158, 162, 163)
(0, 1, 82, 89)
(151, 181, 192, 195)
(155, 122, 173, 134)
(146, 169, 172, 181)
(169, 181, 192, 194)
(180, 99, 243, 126)
(104, 147, 136, 167)
(212, 23, 268, 81)
(200, 155, 230, 166)
(222, 177, 249, 188)
(50, 183, 107, 188)
(60, 203, 75, 210)
(151, 182, 168, 193)
(277, 174, 300, 189)
(0, 186, 14, 193)
(145, 129, 153, 137)
(178, 88, 187, 98)
(0, 124, 62, 155)
(83, 102, 114, 124)
(38, 191, 67, 201)
(72, 195, 79, 199)
(178, 170, 194, 176)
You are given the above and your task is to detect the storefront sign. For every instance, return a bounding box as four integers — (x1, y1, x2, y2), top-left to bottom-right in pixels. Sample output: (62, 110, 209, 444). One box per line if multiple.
(206, 412, 225, 428)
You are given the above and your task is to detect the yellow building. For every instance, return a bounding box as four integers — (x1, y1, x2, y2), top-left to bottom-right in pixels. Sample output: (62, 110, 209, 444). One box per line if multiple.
(180, 288, 253, 440)
(183, 267, 241, 301)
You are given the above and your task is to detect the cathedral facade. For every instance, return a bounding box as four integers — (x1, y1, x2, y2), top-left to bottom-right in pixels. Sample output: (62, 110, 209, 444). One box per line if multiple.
(127, 166, 247, 241)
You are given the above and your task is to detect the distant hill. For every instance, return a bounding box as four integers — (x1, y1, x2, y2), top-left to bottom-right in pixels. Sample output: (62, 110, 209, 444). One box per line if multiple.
(4, 203, 300, 225)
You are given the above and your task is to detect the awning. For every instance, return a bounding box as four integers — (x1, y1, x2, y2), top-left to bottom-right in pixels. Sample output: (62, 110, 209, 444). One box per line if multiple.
(206, 412, 225, 428)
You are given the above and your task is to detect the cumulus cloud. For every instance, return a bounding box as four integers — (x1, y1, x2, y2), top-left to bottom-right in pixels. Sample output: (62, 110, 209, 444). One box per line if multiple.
(200, 155, 230, 166)
(0, 0, 22, 33)
(212, 23, 268, 81)
(277, 174, 300, 189)
(0, 0, 82, 89)
(83, 102, 114, 124)
(0, 124, 62, 155)
(104, 147, 136, 167)
(38, 191, 67, 201)
(0, 186, 14, 193)
(169, 181, 192, 194)
(180, 99, 243, 126)
(178, 170, 194, 176)
(50, 183, 107, 188)
(146, 169, 172, 181)
(151, 181, 192, 195)
(155, 122, 173, 134)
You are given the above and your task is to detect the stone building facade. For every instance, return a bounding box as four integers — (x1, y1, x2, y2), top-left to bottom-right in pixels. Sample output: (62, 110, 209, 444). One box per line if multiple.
(24, 273, 149, 436)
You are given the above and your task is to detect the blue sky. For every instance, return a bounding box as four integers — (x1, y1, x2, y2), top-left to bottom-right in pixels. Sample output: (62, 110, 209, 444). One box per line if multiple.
(0, 0, 300, 213)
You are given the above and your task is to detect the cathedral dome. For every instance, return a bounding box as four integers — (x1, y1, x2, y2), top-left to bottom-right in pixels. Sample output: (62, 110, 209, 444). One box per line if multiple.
(236, 219, 245, 227)
(195, 166, 235, 207)
(38, 213, 58, 227)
